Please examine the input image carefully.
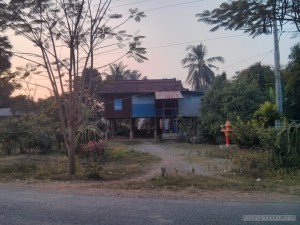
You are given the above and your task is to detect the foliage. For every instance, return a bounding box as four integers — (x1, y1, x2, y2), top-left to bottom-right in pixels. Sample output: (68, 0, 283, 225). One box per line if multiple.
(253, 101, 281, 127)
(177, 116, 202, 142)
(284, 43, 300, 90)
(230, 118, 277, 150)
(0, 0, 147, 175)
(231, 150, 276, 177)
(223, 77, 268, 120)
(231, 119, 261, 149)
(196, 0, 300, 37)
(10, 95, 38, 114)
(0, 143, 158, 181)
(78, 143, 158, 180)
(78, 140, 105, 159)
(181, 43, 224, 91)
(276, 122, 300, 168)
(0, 73, 21, 107)
(283, 43, 300, 120)
(0, 97, 62, 155)
(78, 140, 106, 179)
(81, 67, 102, 94)
(235, 63, 275, 92)
(196, 1, 292, 114)
(199, 73, 227, 143)
(75, 123, 103, 148)
(0, 35, 12, 73)
(104, 61, 145, 81)
(199, 64, 273, 143)
(0, 118, 24, 154)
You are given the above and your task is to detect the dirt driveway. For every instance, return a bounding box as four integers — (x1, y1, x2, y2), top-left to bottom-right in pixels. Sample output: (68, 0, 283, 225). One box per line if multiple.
(130, 140, 228, 179)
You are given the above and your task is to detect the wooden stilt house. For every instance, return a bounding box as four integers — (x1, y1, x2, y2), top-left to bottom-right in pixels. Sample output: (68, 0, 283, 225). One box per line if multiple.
(98, 79, 202, 140)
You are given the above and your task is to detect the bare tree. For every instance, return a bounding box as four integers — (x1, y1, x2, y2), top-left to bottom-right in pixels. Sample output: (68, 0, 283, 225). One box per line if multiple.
(0, 0, 147, 175)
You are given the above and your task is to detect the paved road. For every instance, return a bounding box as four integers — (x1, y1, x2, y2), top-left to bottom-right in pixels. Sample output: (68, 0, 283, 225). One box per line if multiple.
(0, 186, 299, 225)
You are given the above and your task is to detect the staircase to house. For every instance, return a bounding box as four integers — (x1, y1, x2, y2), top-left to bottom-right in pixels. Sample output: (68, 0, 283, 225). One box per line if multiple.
(162, 132, 181, 141)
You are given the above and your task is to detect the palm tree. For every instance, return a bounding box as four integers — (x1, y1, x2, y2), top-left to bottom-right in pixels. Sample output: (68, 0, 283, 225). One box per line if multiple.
(181, 43, 224, 91)
(104, 61, 130, 81)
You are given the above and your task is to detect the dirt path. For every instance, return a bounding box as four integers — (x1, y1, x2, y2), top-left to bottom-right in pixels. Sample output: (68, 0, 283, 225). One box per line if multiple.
(131, 141, 209, 179)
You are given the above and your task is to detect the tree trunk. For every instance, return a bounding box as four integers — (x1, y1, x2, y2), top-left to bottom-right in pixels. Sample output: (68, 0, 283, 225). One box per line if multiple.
(67, 144, 76, 176)
(65, 126, 76, 176)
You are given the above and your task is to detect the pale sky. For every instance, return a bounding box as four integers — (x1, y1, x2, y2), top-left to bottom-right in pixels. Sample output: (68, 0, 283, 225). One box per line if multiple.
(8, 0, 300, 99)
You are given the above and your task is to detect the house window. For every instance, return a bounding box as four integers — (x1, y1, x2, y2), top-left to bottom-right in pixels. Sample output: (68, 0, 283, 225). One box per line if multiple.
(114, 99, 122, 111)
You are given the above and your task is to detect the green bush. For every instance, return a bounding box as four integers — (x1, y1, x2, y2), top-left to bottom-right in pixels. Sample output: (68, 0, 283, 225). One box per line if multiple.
(253, 101, 281, 128)
(198, 115, 225, 144)
(0, 112, 60, 154)
(230, 119, 261, 149)
(230, 118, 277, 150)
(276, 122, 300, 168)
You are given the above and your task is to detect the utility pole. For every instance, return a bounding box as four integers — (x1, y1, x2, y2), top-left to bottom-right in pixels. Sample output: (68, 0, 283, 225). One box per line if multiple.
(273, 20, 283, 113)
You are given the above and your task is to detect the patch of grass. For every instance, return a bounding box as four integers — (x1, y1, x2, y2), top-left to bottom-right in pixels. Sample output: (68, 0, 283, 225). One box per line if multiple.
(113, 140, 144, 146)
(0, 161, 38, 174)
(148, 175, 236, 190)
(119, 173, 300, 194)
(35, 156, 69, 180)
(0, 143, 160, 181)
(77, 143, 160, 180)
(205, 145, 239, 159)
(222, 171, 300, 193)
(0, 155, 69, 180)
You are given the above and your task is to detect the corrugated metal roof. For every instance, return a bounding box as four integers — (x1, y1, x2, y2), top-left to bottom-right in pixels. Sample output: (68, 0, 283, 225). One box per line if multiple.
(99, 79, 188, 94)
(0, 108, 23, 117)
(155, 91, 183, 99)
(0, 108, 13, 117)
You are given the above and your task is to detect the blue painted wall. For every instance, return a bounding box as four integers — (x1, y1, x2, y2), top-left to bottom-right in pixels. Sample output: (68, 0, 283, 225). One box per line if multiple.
(132, 92, 202, 118)
(132, 94, 155, 118)
(178, 92, 202, 117)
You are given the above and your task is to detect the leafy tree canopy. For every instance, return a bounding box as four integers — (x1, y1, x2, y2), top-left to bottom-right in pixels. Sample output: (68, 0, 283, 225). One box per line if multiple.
(0, 36, 12, 73)
(200, 63, 274, 143)
(0, 72, 21, 107)
(283, 43, 300, 119)
(196, 0, 300, 37)
(234, 62, 275, 92)
(104, 61, 146, 81)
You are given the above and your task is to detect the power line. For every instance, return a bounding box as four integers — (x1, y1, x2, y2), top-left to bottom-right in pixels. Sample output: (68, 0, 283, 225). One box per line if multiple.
(109, 0, 149, 9)
(220, 31, 290, 72)
(219, 50, 273, 71)
(114, 0, 203, 14)
(135, 0, 203, 12)
(93, 33, 248, 57)
(147, 34, 247, 50)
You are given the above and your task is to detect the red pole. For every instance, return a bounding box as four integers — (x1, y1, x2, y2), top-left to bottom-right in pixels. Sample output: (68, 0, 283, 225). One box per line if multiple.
(225, 134, 230, 146)
(221, 119, 232, 147)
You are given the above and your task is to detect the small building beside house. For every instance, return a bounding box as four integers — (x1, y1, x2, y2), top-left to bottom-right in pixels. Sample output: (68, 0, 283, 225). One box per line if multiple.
(0, 108, 23, 117)
(98, 78, 203, 140)
(0, 108, 14, 117)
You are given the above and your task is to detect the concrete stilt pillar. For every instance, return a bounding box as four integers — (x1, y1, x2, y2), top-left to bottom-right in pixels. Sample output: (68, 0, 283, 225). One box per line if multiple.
(105, 120, 109, 140)
(154, 118, 157, 140)
(130, 118, 134, 140)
